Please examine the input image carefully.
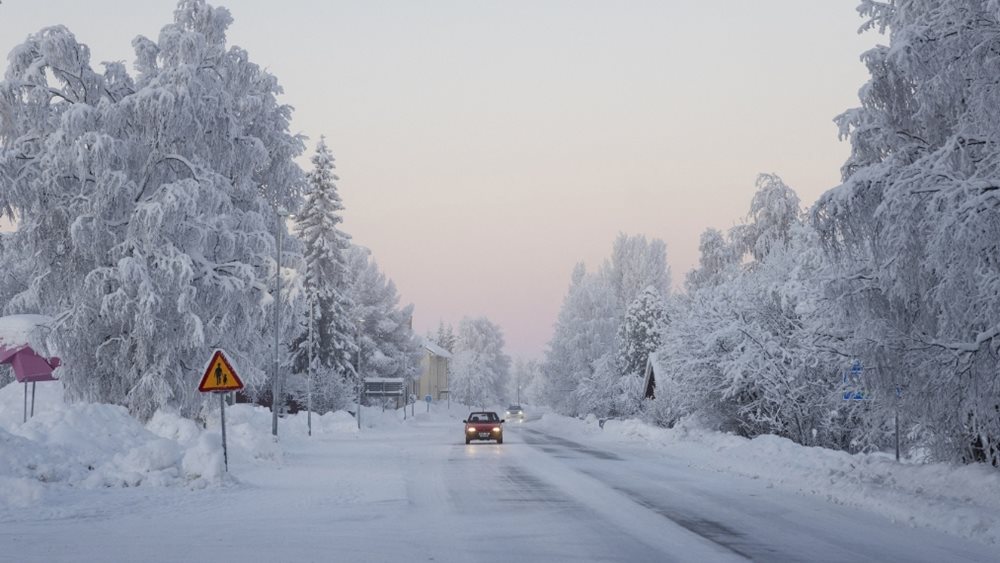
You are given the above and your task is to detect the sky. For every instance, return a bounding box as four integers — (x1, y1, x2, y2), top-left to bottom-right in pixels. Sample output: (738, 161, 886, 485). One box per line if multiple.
(0, 1, 879, 360)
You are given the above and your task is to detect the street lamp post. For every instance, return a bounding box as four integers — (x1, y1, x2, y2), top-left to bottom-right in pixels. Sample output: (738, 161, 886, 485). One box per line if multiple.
(516, 370, 521, 404)
(271, 207, 288, 438)
(356, 320, 362, 430)
(307, 297, 314, 437)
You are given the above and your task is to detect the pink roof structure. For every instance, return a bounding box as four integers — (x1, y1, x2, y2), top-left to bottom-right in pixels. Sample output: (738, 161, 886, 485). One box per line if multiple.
(0, 315, 60, 382)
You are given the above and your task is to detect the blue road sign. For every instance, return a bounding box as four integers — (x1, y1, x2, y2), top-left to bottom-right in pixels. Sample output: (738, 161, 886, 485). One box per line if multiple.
(844, 360, 865, 401)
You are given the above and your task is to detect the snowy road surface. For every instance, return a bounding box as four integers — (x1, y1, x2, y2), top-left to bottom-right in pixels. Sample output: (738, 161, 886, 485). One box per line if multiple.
(2, 408, 996, 563)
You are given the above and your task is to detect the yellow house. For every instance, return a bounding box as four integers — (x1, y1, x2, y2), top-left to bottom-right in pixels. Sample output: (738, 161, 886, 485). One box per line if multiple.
(417, 339, 452, 401)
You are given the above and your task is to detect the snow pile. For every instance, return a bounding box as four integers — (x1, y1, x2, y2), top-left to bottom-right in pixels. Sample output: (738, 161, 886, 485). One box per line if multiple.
(0, 381, 363, 508)
(535, 413, 1000, 545)
(0, 391, 221, 506)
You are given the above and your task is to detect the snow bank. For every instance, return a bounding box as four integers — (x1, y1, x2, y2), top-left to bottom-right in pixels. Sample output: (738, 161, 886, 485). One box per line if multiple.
(535, 413, 1000, 545)
(0, 396, 217, 504)
(0, 382, 361, 509)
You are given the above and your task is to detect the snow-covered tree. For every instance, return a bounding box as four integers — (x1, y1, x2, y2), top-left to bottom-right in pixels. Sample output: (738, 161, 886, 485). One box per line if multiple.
(616, 286, 669, 379)
(658, 176, 842, 445)
(605, 233, 671, 308)
(0, 0, 304, 419)
(435, 321, 456, 354)
(449, 316, 511, 407)
(509, 358, 541, 405)
(813, 0, 1000, 464)
(540, 263, 617, 415)
(736, 174, 801, 262)
(685, 228, 738, 291)
(573, 353, 619, 418)
(344, 245, 421, 387)
(613, 285, 668, 416)
(288, 138, 356, 413)
(540, 233, 671, 416)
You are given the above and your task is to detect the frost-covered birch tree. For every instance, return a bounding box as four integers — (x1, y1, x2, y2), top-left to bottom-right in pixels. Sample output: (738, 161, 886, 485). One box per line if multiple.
(541, 234, 670, 416)
(435, 321, 456, 353)
(541, 263, 617, 416)
(605, 233, 671, 309)
(449, 316, 511, 407)
(813, 0, 1000, 464)
(657, 175, 842, 445)
(510, 358, 541, 405)
(0, 0, 304, 419)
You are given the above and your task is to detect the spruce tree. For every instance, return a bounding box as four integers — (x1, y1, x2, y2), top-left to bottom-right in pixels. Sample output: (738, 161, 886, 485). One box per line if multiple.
(615, 286, 668, 378)
(291, 138, 356, 412)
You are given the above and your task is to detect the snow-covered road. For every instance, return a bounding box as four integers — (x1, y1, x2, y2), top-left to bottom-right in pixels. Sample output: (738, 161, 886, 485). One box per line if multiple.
(2, 407, 996, 562)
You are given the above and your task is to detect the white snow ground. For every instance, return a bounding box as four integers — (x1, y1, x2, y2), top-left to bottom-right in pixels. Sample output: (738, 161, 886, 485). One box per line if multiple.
(1, 382, 998, 562)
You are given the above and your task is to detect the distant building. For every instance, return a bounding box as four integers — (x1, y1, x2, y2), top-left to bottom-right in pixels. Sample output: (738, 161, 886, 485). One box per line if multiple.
(642, 351, 666, 400)
(417, 339, 452, 401)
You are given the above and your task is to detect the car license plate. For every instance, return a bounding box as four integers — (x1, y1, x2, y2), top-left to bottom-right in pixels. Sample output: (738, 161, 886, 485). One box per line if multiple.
(478, 432, 490, 438)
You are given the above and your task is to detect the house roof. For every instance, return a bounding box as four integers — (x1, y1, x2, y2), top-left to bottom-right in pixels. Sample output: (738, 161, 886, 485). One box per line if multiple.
(0, 315, 60, 382)
(642, 350, 667, 398)
(422, 338, 453, 359)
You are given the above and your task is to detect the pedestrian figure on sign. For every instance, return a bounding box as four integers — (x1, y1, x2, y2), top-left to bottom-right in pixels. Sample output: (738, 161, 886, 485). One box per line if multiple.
(215, 365, 224, 387)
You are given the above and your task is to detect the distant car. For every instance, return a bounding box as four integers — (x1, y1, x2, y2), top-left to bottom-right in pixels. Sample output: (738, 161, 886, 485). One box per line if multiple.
(464, 411, 504, 444)
(505, 405, 525, 421)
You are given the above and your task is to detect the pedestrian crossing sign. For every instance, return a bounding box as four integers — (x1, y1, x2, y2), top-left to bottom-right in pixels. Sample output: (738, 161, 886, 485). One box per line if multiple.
(198, 349, 244, 393)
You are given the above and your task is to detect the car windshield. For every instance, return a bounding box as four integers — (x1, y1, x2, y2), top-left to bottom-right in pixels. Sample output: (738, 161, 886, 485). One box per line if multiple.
(469, 413, 498, 422)
(507, 405, 521, 411)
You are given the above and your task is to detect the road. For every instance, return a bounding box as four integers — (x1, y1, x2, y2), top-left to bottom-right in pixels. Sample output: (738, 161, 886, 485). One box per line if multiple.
(2, 409, 996, 562)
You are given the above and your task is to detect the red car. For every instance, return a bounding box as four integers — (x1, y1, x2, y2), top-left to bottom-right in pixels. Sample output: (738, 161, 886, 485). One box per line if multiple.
(464, 411, 504, 444)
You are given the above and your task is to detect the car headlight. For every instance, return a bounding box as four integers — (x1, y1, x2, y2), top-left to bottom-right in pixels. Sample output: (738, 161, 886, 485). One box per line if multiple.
(467, 428, 476, 433)
(492, 427, 501, 432)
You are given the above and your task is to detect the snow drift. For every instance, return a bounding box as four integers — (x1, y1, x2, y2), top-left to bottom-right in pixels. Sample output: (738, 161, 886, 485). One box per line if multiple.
(0, 381, 360, 509)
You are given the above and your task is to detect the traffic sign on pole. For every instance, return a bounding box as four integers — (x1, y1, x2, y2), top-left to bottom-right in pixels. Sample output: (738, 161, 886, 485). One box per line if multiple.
(197, 349, 243, 472)
(198, 350, 245, 392)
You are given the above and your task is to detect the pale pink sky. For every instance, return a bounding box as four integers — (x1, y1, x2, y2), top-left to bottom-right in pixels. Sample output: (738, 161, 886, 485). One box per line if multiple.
(1, 1, 877, 359)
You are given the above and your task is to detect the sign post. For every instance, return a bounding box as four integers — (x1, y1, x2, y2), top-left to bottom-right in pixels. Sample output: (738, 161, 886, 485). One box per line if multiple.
(197, 350, 244, 472)
(425, 394, 432, 413)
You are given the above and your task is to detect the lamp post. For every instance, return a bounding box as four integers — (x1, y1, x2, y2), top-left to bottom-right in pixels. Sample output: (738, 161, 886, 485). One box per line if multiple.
(271, 206, 288, 438)
(516, 369, 521, 404)
(307, 297, 314, 437)
(356, 319, 362, 430)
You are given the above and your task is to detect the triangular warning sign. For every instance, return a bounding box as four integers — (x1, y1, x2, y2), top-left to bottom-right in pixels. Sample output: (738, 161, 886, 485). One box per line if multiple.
(198, 350, 244, 392)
